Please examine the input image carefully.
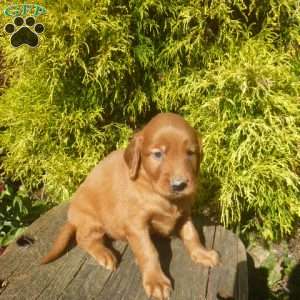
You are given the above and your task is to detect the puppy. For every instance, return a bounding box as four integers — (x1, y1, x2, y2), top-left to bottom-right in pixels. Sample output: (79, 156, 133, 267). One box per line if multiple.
(42, 112, 219, 300)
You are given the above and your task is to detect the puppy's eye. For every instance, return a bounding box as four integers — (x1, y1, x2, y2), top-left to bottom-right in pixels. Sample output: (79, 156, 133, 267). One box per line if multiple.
(187, 150, 195, 157)
(151, 149, 163, 160)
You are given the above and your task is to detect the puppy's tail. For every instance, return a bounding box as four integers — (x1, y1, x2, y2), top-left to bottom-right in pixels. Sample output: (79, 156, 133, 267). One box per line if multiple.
(41, 222, 76, 264)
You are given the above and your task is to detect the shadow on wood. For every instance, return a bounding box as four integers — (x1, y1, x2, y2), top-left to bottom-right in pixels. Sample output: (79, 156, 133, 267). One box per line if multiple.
(0, 203, 248, 300)
(288, 263, 300, 300)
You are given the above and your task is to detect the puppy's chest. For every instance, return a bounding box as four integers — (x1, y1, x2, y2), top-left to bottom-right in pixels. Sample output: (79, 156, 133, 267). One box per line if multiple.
(150, 206, 182, 236)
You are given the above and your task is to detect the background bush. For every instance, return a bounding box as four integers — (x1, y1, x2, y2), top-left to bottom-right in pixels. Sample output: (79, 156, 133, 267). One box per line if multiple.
(0, 0, 299, 240)
(0, 181, 49, 245)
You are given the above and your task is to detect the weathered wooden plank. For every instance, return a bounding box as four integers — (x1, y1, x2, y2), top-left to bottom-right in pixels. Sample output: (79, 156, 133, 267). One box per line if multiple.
(58, 241, 128, 300)
(95, 226, 216, 300)
(0, 203, 67, 281)
(206, 226, 248, 300)
(0, 203, 128, 300)
(0, 204, 248, 300)
(0, 203, 70, 299)
(96, 241, 147, 300)
(236, 238, 248, 300)
(0, 203, 91, 300)
(206, 226, 236, 299)
(168, 225, 216, 300)
(34, 251, 88, 300)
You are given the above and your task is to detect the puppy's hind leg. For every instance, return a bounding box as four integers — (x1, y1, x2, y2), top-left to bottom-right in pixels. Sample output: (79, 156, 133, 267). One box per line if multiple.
(76, 224, 117, 271)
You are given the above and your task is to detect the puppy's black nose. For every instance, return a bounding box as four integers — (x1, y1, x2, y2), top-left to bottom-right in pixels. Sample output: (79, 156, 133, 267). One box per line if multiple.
(170, 178, 187, 192)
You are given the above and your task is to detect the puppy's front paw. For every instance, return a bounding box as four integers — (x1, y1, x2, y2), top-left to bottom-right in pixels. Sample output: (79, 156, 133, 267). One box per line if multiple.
(93, 248, 117, 271)
(143, 271, 171, 300)
(191, 248, 220, 268)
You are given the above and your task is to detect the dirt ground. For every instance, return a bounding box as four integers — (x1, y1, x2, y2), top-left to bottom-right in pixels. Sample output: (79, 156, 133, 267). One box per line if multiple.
(248, 227, 300, 300)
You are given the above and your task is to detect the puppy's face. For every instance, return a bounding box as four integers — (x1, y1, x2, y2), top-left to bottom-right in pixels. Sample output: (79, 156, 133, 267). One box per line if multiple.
(141, 125, 201, 199)
(124, 113, 202, 200)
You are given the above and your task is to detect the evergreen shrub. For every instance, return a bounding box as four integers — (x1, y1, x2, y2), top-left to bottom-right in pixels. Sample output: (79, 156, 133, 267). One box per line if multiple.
(0, 0, 299, 239)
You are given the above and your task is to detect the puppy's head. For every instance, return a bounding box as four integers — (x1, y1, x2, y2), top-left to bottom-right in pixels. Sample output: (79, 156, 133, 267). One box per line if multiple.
(124, 113, 203, 200)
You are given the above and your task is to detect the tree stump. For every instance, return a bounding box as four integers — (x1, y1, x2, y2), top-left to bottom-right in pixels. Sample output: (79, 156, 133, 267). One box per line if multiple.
(0, 203, 248, 300)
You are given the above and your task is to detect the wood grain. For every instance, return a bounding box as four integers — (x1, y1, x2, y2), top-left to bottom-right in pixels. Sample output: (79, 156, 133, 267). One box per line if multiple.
(0, 204, 248, 300)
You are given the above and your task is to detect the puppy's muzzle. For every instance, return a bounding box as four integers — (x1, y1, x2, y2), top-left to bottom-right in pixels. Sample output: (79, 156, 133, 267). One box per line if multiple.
(170, 177, 188, 192)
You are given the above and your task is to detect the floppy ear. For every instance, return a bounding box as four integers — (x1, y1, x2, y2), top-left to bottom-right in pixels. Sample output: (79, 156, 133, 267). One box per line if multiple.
(196, 134, 204, 174)
(198, 135, 204, 164)
(124, 134, 143, 180)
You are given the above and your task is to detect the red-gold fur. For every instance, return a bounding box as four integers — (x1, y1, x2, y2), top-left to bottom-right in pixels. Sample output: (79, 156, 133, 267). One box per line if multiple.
(42, 113, 219, 300)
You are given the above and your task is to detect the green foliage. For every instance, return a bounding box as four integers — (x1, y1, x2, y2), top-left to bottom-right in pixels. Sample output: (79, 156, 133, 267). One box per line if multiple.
(0, 182, 49, 246)
(258, 242, 297, 298)
(0, 0, 299, 240)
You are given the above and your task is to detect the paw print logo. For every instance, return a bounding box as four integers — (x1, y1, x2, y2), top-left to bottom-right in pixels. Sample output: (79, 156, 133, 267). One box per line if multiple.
(4, 16, 44, 48)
